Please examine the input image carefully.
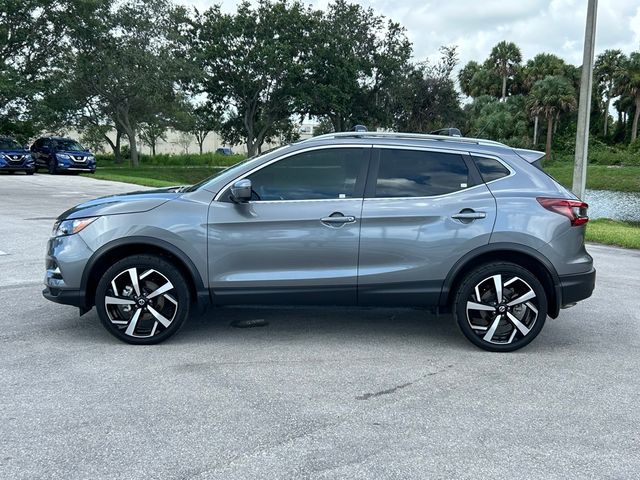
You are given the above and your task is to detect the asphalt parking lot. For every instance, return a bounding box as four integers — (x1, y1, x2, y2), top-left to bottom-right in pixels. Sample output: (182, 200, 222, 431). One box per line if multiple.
(1, 173, 639, 479)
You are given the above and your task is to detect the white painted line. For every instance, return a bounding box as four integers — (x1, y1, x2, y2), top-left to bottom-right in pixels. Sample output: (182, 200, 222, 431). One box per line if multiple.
(0, 250, 8, 256)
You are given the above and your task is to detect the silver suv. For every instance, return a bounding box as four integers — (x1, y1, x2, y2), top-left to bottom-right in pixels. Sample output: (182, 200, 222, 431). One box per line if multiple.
(43, 132, 595, 351)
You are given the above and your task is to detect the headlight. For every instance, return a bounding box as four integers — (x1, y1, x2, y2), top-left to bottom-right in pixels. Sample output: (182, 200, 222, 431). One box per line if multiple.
(87, 155, 96, 161)
(57, 153, 71, 160)
(52, 217, 98, 237)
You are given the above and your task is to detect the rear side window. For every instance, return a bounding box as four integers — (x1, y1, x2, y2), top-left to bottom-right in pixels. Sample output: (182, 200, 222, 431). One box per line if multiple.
(247, 148, 368, 201)
(375, 149, 469, 198)
(472, 156, 510, 182)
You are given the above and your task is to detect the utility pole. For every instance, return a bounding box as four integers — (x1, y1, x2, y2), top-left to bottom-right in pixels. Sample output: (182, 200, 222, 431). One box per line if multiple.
(572, 0, 598, 199)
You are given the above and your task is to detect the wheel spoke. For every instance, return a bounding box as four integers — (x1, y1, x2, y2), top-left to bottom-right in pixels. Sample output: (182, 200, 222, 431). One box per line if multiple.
(506, 312, 530, 336)
(147, 280, 174, 299)
(125, 308, 142, 336)
(507, 289, 536, 306)
(525, 301, 538, 316)
(127, 268, 141, 296)
(483, 315, 502, 342)
(163, 293, 178, 306)
(147, 305, 172, 328)
(110, 280, 119, 296)
(492, 275, 503, 303)
(105, 296, 135, 306)
(467, 301, 495, 312)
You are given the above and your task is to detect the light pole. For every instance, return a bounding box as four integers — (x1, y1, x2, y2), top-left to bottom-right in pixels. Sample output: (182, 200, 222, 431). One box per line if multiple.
(572, 0, 598, 199)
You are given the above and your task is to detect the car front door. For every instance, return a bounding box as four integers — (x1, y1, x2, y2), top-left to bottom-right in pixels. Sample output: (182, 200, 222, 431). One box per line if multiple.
(207, 145, 371, 305)
(358, 146, 497, 306)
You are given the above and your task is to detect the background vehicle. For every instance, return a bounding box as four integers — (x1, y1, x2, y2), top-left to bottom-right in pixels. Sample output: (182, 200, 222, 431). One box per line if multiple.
(215, 147, 234, 156)
(43, 131, 595, 351)
(0, 136, 35, 174)
(31, 136, 97, 174)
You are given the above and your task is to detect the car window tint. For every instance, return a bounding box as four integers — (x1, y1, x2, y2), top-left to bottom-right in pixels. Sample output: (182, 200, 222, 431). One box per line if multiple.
(472, 156, 510, 182)
(375, 149, 469, 198)
(248, 148, 368, 201)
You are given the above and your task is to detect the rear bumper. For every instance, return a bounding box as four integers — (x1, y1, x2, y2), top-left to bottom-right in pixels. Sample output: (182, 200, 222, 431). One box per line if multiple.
(559, 267, 596, 307)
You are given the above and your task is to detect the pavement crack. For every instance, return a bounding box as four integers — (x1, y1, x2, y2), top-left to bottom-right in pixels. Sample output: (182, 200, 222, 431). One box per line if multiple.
(356, 381, 414, 400)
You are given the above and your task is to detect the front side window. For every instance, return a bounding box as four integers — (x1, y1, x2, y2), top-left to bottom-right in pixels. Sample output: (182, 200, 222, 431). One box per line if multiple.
(0, 138, 21, 150)
(375, 149, 470, 198)
(247, 148, 368, 201)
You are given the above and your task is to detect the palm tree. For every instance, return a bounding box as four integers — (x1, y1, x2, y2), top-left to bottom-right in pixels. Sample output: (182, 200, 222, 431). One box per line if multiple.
(489, 41, 522, 101)
(594, 49, 625, 136)
(522, 53, 567, 145)
(617, 52, 640, 143)
(528, 75, 577, 161)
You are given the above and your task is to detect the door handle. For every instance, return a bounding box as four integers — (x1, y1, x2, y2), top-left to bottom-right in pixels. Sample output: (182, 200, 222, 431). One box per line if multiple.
(451, 211, 486, 220)
(320, 213, 356, 224)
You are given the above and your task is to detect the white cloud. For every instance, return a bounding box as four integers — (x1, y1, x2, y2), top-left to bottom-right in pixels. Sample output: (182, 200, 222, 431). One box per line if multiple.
(178, 0, 640, 68)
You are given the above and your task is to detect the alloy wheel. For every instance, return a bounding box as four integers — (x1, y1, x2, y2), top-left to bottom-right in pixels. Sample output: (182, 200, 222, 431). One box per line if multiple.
(104, 267, 178, 339)
(465, 274, 539, 345)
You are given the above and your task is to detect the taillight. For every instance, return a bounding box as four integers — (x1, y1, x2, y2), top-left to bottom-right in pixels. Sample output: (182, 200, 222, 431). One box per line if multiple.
(537, 197, 589, 226)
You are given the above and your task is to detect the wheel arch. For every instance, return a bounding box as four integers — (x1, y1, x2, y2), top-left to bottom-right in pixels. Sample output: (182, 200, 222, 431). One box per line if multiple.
(441, 243, 561, 318)
(81, 236, 209, 312)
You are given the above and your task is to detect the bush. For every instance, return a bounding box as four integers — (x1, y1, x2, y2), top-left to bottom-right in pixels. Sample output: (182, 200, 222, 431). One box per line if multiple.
(94, 152, 246, 167)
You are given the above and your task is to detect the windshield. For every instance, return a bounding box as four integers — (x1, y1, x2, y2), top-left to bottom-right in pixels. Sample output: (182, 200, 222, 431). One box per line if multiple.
(0, 138, 22, 150)
(185, 145, 289, 192)
(54, 139, 84, 151)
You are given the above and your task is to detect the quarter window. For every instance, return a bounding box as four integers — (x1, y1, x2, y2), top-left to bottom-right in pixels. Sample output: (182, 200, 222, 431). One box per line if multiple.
(472, 156, 511, 182)
(247, 148, 368, 201)
(375, 149, 470, 198)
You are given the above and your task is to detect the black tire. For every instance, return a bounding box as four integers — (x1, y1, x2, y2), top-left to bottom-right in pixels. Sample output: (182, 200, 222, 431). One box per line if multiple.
(453, 262, 547, 352)
(26, 169, 35, 175)
(7, 170, 15, 174)
(48, 158, 57, 175)
(95, 255, 191, 345)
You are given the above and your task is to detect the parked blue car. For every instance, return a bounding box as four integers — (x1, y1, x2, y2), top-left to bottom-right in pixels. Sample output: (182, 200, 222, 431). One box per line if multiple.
(0, 136, 35, 174)
(31, 136, 96, 174)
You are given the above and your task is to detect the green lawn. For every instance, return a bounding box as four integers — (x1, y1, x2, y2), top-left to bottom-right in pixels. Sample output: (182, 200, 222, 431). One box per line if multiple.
(84, 166, 224, 188)
(586, 219, 640, 250)
(544, 164, 640, 193)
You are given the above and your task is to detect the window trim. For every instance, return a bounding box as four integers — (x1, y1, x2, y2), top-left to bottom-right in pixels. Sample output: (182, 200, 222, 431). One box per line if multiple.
(214, 144, 373, 203)
(367, 145, 481, 200)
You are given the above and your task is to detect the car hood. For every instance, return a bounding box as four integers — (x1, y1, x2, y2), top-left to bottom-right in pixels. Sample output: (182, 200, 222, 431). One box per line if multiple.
(1, 149, 30, 156)
(57, 150, 92, 156)
(59, 187, 182, 220)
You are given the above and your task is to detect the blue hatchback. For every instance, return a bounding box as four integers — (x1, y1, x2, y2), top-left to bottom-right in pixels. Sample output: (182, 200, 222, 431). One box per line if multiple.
(31, 136, 96, 174)
(0, 136, 35, 174)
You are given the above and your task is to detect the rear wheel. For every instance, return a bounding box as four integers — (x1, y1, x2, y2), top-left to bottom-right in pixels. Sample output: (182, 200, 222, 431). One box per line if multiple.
(95, 255, 191, 344)
(453, 262, 547, 352)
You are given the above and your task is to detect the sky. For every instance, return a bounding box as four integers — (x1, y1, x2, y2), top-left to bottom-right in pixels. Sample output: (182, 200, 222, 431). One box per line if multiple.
(179, 0, 640, 68)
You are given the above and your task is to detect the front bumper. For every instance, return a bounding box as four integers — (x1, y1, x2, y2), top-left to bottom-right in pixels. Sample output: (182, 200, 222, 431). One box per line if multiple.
(43, 286, 87, 309)
(559, 267, 596, 307)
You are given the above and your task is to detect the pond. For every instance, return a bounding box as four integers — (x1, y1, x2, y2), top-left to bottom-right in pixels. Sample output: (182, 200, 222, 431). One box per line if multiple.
(584, 189, 640, 222)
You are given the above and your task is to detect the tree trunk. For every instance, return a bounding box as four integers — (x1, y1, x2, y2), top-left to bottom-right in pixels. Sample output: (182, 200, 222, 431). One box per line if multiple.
(545, 116, 553, 161)
(199, 141, 203, 155)
(603, 95, 611, 136)
(501, 75, 507, 101)
(114, 129, 122, 164)
(631, 96, 640, 143)
(127, 131, 139, 167)
(151, 143, 156, 156)
(533, 115, 539, 145)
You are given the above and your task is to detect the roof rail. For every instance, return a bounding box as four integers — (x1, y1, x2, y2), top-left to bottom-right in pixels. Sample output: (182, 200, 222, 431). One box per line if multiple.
(303, 131, 506, 147)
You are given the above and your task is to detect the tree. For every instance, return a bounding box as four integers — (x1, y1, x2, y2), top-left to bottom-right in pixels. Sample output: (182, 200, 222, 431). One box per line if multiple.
(139, 116, 169, 156)
(66, 0, 188, 166)
(464, 95, 528, 143)
(489, 41, 522, 101)
(196, 0, 311, 156)
(301, 0, 412, 131)
(522, 53, 568, 144)
(594, 49, 625, 136)
(392, 47, 462, 132)
(528, 76, 577, 160)
(173, 103, 219, 155)
(617, 52, 640, 143)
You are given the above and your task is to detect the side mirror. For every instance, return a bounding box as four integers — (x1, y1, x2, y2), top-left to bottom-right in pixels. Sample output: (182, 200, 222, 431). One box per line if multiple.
(230, 179, 252, 203)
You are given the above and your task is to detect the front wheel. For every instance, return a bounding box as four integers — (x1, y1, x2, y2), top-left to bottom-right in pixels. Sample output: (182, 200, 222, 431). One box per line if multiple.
(95, 255, 191, 344)
(453, 262, 547, 352)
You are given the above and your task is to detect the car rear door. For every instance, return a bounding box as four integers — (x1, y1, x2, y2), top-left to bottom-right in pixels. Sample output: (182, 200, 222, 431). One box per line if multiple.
(358, 146, 497, 306)
(207, 145, 371, 305)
